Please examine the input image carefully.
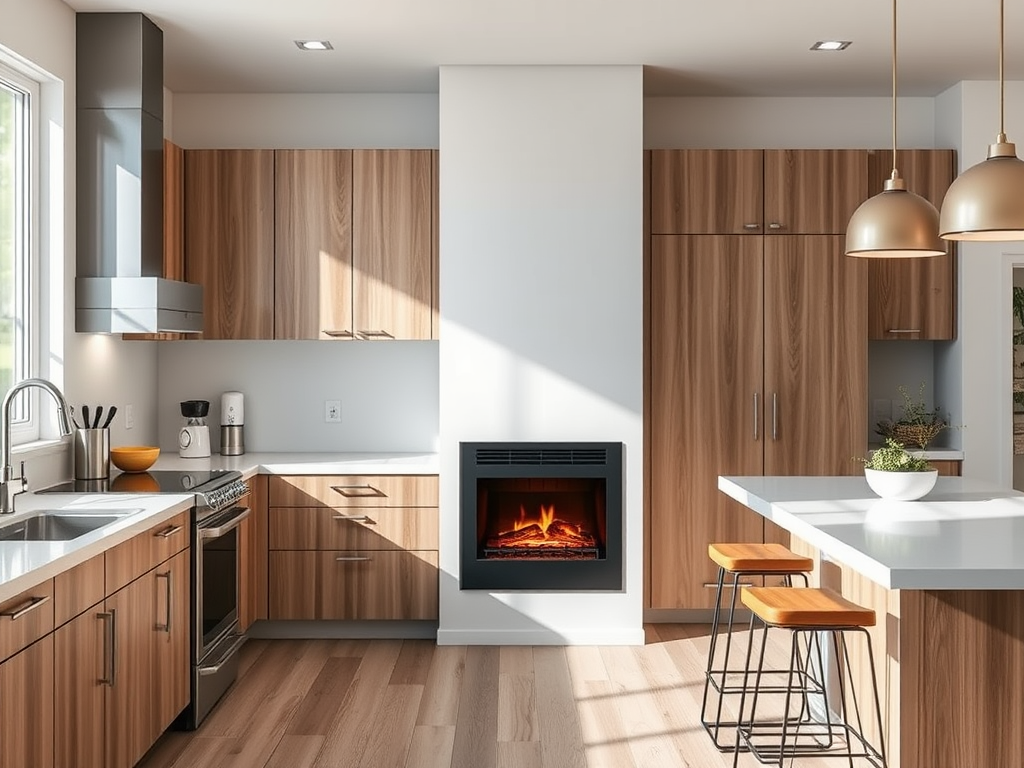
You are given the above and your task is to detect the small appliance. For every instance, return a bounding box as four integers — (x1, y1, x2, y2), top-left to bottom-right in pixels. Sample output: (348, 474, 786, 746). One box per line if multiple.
(220, 391, 245, 456)
(179, 400, 211, 458)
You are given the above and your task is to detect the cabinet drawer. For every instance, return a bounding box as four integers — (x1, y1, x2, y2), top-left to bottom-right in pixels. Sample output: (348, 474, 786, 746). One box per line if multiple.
(54, 553, 105, 627)
(269, 475, 438, 508)
(0, 579, 54, 662)
(269, 506, 438, 551)
(106, 511, 189, 594)
(318, 550, 438, 620)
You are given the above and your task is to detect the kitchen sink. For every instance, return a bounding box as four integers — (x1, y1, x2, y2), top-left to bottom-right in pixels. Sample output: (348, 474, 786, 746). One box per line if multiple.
(0, 509, 138, 542)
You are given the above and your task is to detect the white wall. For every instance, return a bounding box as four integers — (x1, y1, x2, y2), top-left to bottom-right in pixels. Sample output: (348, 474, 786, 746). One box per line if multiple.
(645, 96, 937, 149)
(0, 0, 161, 489)
(156, 341, 438, 453)
(438, 66, 645, 645)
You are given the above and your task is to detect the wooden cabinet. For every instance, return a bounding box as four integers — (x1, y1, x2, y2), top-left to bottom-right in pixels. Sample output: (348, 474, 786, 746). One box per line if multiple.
(184, 149, 276, 339)
(187, 148, 435, 341)
(931, 459, 961, 476)
(0, 635, 54, 768)
(352, 149, 433, 340)
(239, 476, 268, 633)
(651, 149, 868, 235)
(268, 474, 439, 620)
(648, 233, 867, 609)
(867, 149, 957, 340)
(54, 517, 189, 768)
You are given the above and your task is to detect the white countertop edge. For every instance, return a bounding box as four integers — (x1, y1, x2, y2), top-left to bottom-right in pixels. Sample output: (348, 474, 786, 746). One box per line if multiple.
(148, 452, 440, 477)
(0, 493, 193, 602)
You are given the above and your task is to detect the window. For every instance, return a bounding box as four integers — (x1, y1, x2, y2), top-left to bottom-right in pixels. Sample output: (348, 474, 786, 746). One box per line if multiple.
(0, 62, 39, 443)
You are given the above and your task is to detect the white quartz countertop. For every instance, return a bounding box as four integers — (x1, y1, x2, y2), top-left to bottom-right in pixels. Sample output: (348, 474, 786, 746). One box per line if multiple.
(718, 475, 1024, 590)
(148, 451, 440, 479)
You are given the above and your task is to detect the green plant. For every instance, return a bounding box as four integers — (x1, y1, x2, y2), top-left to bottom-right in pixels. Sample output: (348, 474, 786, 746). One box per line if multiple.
(875, 382, 949, 449)
(857, 437, 932, 472)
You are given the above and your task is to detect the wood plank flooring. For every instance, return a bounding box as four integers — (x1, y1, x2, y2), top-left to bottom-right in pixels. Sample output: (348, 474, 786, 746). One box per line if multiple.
(137, 625, 855, 768)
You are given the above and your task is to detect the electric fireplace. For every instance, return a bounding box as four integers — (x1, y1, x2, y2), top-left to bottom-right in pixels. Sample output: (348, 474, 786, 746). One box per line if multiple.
(460, 442, 623, 590)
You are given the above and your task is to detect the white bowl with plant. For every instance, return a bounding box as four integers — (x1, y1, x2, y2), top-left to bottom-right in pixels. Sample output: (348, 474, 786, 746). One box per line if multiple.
(858, 438, 938, 501)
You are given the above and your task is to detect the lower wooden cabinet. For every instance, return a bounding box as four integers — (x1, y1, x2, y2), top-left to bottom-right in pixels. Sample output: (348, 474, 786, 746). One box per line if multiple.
(0, 635, 54, 768)
(54, 608, 104, 768)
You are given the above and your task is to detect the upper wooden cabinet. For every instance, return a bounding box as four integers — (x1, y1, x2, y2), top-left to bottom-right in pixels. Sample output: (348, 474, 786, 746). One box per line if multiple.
(352, 150, 433, 340)
(184, 149, 276, 339)
(651, 149, 869, 235)
(274, 149, 354, 340)
(866, 149, 957, 340)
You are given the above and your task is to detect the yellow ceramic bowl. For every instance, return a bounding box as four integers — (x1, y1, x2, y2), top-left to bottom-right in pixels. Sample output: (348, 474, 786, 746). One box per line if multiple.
(110, 446, 160, 473)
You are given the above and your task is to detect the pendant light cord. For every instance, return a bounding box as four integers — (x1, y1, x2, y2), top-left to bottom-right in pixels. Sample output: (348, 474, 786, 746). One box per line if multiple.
(891, 0, 898, 178)
(1000, 0, 1006, 139)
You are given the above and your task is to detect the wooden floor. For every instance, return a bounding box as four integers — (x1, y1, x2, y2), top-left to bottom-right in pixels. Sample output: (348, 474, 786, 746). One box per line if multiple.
(138, 625, 860, 768)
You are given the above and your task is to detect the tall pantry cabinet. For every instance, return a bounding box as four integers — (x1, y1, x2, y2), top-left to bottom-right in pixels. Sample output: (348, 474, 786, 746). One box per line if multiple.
(648, 149, 869, 610)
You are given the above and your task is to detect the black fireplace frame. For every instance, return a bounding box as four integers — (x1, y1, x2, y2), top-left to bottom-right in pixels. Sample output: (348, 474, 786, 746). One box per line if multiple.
(459, 441, 624, 591)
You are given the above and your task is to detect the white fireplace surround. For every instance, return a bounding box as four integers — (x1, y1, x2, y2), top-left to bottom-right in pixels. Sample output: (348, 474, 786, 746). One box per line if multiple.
(437, 65, 645, 645)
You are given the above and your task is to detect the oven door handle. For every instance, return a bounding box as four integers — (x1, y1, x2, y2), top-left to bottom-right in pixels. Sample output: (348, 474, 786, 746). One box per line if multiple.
(198, 507, 251, 539)
(198, 634, 247, 676)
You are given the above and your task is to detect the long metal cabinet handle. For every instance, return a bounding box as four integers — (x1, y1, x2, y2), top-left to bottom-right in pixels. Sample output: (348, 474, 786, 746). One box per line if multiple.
(772, 393, 778, 441)
(155, 524, 183, 539)
(0, 594, 50, 620)
(768, 222, 783, 230)
(97, 609, 116, 686)
(743, 223, 760, 230)
(331, 485, 386, 498)
(886, 329, 922, 334)
(155, 571, 172, 633)
(335, 556, 373, 562)
(323, 329, 356, 338)
(332, 514, 377, 524)
(356, 330, 395, 340)
(753, 392, 760, 441)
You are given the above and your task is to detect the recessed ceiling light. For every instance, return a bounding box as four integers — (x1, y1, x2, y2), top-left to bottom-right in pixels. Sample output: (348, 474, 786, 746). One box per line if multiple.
(811, 40, 852, 51)
(295, 40, 333, 51)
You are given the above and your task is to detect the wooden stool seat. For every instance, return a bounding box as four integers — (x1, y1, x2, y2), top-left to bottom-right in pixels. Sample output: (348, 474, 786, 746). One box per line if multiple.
(741, 586, 876, 628)
(707, 542, 813, 573)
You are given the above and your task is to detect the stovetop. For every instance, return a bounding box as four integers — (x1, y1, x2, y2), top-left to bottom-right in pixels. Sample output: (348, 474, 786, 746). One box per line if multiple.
(41, 469, 240, 495)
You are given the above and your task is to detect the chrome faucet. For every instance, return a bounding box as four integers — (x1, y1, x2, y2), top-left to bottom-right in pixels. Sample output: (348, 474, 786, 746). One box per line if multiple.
(1, 378, 75, 514)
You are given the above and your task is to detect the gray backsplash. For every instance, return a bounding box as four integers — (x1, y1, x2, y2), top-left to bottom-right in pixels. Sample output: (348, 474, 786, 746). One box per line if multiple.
(156, 340, 439, 454)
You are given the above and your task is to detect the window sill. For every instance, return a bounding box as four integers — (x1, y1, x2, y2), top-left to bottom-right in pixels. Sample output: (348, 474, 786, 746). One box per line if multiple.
(11, 437, 71, 460)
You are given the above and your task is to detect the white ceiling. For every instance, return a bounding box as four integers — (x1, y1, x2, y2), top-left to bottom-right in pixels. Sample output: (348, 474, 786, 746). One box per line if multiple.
(61, 0, 1024, 97)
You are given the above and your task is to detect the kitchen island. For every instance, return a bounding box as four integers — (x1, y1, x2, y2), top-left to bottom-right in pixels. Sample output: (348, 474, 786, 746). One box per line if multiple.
(719, 475, 1024, 768)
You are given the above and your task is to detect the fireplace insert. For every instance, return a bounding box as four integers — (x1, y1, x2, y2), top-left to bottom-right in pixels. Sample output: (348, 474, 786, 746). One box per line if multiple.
(460, 442, 623, 590)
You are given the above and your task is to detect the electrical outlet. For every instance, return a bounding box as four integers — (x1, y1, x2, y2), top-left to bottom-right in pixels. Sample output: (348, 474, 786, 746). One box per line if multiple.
(125, 403, 135, 430)
(325, 400, 342, 423)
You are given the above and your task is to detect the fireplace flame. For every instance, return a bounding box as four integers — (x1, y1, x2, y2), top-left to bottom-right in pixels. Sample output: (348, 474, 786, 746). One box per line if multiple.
(514, 504, 555, 533)
(487, 503, 596, 550)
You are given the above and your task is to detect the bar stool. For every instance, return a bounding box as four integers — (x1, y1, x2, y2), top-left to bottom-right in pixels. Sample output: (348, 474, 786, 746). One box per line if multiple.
(732, 586, 888, 768)
(701, 543, 813, 751)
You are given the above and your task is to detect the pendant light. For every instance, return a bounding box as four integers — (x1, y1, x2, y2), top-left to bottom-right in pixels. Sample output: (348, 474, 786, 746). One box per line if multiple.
(846, 0, 945, 258)
(939, 0, 1024, 241)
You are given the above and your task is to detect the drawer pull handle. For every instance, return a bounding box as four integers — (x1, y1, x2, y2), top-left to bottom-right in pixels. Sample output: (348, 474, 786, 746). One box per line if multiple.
(887, 329, 922, 334)
(702, 581, 757, 589)
(0, 594, 50, 620)
(768, 222, 783, 230)
(155, 570, 172, 633)
(155, 524, 183, 539)
(98, 609, 116, 686)
(323, 329, 356, 338)
(332, 514, 377, 524)
(743, 223, 760, 230)
(356, 329, 395, 340)
(331, 484, 387, 498)
(335, 556, 373, 562)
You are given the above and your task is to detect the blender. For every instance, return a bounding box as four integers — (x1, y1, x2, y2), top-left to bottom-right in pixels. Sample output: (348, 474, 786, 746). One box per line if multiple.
(179, 400, 211, 458)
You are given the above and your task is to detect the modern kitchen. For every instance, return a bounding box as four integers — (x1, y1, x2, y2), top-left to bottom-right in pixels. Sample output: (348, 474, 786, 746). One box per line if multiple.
(2, 1, 1024, 767)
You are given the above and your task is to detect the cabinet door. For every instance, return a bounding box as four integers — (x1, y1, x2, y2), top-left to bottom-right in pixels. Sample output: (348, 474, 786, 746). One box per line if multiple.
(764, 236, 867, 475)
(104, 576, 157, 768)
(151, 549, 190, 735)
(54, 609, 105, 768)
(352, 149, 433, 340)
(649, 235, 766, 609)
(651, 150, 764, 234)
(0, 636, 53, 768)
(268, 550, 318, 620)
(867, 149, 956, 340)
(185, 149, 275, 339)
(275, 149, 354, 339)
(317, 550, 439, 620)
(764, 150, 869, 234)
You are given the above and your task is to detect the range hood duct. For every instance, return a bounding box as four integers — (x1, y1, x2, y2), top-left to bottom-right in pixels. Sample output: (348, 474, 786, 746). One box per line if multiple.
(75, 12, 203, 334)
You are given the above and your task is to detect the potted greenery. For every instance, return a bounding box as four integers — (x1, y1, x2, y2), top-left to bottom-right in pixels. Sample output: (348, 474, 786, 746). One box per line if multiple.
(875, 382, 950, 450)
(858, 437, 938, 500)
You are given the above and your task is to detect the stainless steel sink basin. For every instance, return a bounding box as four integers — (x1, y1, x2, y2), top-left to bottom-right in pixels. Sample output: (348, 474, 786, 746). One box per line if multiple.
(0, 509, 137, 542)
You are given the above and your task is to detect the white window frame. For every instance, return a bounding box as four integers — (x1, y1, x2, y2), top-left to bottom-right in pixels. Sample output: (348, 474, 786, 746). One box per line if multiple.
(0, 60, 41, 445)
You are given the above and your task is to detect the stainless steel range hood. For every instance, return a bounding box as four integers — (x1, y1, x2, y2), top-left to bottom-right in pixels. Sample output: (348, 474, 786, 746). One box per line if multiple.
(75, 12, 203, 334)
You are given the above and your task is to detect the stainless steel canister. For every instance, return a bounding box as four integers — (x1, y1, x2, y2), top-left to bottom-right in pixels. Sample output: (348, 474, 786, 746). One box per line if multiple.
(220, 424, 245, 456)
(74, 428, 110, 479)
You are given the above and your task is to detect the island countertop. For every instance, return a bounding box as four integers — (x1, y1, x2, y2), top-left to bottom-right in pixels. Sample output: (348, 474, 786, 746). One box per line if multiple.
(718, 475, 1024, 590)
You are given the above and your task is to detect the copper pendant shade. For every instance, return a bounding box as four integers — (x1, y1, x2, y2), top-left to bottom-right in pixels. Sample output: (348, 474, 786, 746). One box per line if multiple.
(846, 0, 945, 258)
(939, 0, 1024, 241)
